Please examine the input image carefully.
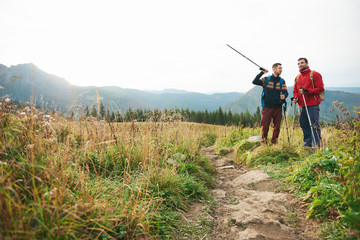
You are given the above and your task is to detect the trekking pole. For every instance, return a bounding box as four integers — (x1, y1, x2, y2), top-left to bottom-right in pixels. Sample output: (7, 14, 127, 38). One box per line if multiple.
(283, 107, 291, 145)
(226, 44, 265, 71)
(281, 96, 290, 145)
(300, 87, 317, 147)
(290, 98, 298, 141)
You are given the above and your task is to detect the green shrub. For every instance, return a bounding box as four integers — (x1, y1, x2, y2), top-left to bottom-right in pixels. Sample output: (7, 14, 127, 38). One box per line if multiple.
(248, 146, 299, 166)
(79, 145, 141, 178)
(306, 179, 346, 219)
(201, 132, 217, 147)
(233, 140, 260, 163)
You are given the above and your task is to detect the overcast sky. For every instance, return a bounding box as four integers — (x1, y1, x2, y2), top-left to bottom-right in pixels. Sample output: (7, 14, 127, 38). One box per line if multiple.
(1, 0, 359, 93)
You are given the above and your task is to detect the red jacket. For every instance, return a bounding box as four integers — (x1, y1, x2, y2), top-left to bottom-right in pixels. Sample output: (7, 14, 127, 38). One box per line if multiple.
(293, 67, 324, 107)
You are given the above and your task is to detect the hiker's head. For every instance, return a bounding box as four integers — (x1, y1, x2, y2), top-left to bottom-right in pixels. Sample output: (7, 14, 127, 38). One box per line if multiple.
(272, 63, 282, 76)
(297, 58, 308, 71)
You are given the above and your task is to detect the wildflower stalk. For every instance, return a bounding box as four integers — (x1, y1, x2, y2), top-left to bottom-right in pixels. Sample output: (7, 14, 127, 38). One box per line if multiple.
(107, 109, 118, 144)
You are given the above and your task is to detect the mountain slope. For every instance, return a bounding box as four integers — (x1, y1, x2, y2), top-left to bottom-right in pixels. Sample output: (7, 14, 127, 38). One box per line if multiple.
(0, 63, 243, 112)
(1, 63, 358, 121)
(326, 87, 360, 94)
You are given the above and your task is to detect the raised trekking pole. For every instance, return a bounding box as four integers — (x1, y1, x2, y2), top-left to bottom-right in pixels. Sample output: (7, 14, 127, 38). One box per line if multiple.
(300, 87, 317, 147)
(226, 44, 265, 71)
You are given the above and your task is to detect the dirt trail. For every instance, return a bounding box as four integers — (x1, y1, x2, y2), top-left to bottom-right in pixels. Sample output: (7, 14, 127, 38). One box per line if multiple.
(201, 146, 319, 240)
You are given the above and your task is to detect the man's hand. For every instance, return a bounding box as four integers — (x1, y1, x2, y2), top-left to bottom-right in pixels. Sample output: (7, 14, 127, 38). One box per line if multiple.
(262, 69, 269, 74)
(299, 87, 308, 95)
(280, 94, 285, 100)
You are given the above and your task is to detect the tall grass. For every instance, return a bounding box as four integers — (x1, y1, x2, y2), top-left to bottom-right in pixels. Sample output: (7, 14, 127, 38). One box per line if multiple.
(2, 96, 359, 239)
(0, 99, 225, 239)
(214, 103, 360, 239)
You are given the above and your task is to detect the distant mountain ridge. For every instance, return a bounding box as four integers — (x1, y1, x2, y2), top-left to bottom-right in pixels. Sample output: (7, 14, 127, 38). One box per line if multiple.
(146, 89, 194, 94)
(325, 87, 360, 94)
(0, 63, 243, 112)
(1, 63, 359, 121)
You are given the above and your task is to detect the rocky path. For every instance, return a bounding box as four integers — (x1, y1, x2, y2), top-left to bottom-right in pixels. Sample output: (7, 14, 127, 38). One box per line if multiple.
(201, 146, 319, 240)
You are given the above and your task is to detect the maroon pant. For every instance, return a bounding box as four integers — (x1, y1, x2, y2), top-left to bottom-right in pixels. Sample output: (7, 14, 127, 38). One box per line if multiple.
(261, 107, 282, 144)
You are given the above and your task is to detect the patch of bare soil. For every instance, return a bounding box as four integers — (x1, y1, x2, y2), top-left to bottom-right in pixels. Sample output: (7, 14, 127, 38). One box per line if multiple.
(200, 146, 320, 240)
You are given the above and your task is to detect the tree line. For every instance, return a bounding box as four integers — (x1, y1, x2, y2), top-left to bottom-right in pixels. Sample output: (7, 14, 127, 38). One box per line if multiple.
(77, 102, 262, 127)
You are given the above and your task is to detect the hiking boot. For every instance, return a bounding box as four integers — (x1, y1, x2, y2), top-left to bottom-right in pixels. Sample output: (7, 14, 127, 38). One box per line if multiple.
(302, 145, 312, 148)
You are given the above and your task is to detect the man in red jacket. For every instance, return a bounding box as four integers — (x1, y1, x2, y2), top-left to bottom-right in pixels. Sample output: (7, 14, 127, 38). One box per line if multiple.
(292, 58, 324, 147)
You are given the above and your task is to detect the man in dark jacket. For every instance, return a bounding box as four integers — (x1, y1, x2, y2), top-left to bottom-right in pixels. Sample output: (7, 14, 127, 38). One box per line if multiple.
(292, 57, 324, 147)
(253, 63, 288, 144)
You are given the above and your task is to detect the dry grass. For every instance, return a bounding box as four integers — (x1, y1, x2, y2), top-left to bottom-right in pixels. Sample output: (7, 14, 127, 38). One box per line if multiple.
(0, 99, 225, 239)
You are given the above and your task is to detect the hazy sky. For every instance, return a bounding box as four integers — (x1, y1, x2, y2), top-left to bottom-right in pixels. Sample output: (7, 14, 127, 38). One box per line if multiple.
(1, 0, 359, 93)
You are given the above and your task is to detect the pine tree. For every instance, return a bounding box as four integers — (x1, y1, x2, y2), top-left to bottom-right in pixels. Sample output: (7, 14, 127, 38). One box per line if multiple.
(195, 110, 203, 123)
(240, 112, 244, 127)
(216, 107, 224, 125)
(254, 106, 261, 126)
(124, 108, 133, 122)
(116, 110, 122, 122)
(244, 109, 251, 127)
(84, 106, 90, 117)
(209, 111, 216, 124)
(99, 102, 105, 119)
(110, 112, 115, 122)
(91, 105, 97, 117)
(184, 108, 190, 121)
(135, 109, 144, 122)
(233, 113, 241, 126)
(227, 110, 233, 125)
(204, 109, 209, 123)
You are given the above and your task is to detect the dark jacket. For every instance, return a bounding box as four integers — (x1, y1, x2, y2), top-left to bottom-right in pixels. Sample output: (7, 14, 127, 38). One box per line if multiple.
(253, 72, 288, 109)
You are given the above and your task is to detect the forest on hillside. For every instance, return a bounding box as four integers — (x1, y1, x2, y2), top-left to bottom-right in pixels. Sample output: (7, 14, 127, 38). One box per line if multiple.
(79, 103, 262, 127)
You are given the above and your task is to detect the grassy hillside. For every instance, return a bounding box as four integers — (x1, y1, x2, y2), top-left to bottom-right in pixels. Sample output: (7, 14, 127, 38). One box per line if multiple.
(0, 98, 359, 239)
(0, 99, 226, 239)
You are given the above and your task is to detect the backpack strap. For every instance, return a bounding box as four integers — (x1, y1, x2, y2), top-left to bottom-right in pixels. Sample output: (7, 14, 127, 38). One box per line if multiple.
(309, 70, 320, 101)
(309, 70, 315, 88)
(279, 77, 284, 90)
(261, 76, 271, 109)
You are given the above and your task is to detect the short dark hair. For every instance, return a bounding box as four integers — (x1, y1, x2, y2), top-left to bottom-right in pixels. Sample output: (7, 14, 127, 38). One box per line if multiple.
(297, 58, 308, 63)
(272, 63, 282, 68)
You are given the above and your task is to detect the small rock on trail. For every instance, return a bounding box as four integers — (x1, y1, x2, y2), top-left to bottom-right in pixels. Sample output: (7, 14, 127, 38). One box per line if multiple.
(202, 146, 319, 240)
